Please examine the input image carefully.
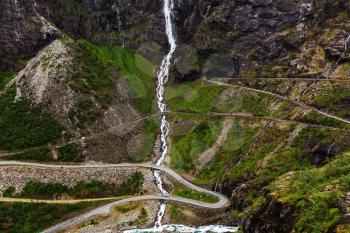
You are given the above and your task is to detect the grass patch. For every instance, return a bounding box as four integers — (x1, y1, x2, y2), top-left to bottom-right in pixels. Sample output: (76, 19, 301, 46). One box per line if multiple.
(226, 125, 291, 182)
(114, 204, 138, 213)
(166, 80, 224, 113)
(130, 208, 148, 225)
(173, 187, 219, 203)
(312, 84, 350, 118)
(195, 121, 256, 185)
(75, 40, 155, 114)
(128, 119, 159, 162)
(170, 119, 222, 173)
(57, 144, 84, 162)
(0, 71, 16, 90)
(168, 204, 185, 221)
(1, 147, 52, 161)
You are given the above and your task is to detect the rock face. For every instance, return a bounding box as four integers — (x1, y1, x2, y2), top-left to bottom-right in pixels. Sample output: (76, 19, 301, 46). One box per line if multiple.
(15, 39, 75, 122)
(0, 0, 61, 71)
(240, 196, 297, 233)
(3, 0, 350, 80)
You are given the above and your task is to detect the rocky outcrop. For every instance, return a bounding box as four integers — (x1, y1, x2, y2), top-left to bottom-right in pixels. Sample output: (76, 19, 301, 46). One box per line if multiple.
(14, 39, 75, 123)
(3, 0, 349, 81)
(0, 0, 61, 71)
(240, 195, 297, 233)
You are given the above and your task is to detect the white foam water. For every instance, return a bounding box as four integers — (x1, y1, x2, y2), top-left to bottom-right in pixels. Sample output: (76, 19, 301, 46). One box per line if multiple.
(124, 224, 238, 233)
(124, 1, 238, 232)
(151, 0, 176, 228)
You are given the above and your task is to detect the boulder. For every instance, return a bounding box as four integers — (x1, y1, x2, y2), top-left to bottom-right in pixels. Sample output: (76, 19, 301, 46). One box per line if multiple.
(202, 53, 238, 78)
(174, 44, 200, 79)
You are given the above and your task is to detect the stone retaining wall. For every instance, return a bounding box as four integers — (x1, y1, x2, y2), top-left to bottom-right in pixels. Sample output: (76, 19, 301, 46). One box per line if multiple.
(0, 166, 157, 193)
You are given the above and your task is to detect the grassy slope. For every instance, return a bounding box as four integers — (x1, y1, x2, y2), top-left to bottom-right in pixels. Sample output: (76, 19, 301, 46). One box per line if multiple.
(166, 69, 350, 233)
(76, 39, 156, 114)
(196, 120, 257, 185)
(270, 152, 350, 233)
(170, 118, 223, 173)
(74, 40, 159, 162)
(167, 78, 270, 176)
(0, 71, 15, 90)
(173, 186, 219, 203)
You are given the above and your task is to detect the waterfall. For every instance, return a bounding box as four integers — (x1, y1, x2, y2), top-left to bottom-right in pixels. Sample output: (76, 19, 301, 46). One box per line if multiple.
(113, 1, 126, 47)
(124, 1, 237, 232)
(325, 32, 350, 78)
(152, 0, 176, 228)
(124, 224, 239, 233)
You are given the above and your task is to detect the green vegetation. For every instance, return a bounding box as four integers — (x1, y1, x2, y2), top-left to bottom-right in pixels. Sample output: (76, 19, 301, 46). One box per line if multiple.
(174, 187, 219, 203)
(170, 119, 222, 173)
(72, 41, 115, 108)
(224, 124, 330, 186)
(166, 78, 269, 116)
(196, 121, 256, 185)
(270, 152, 350, 233)
(68, 100, 102, 128)
(2, 147, 51, 161)
(0, 202, 95, 233)
(166, 80, 223, 113)
(3, 187, 16, 197)
(312, 84, 350, 118)
(298, 111, 350, 129)
(75, 40, 155, 114)
(6, 172, 144, 199)
(0, 88, 62, 150)
(130, 208, 148, 225)
(114, 204, 137, 213)
(128, 119, 159, 162)
(20, 181, 68, 199)
(57, 144, 84, 162)
(2, 144, 84, 162)
(0, 71, 15, 90)
(168, 204, 185, 221)
(216, 92, 269, 116)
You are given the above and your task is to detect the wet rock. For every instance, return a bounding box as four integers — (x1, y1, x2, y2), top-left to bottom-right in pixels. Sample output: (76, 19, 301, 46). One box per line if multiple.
(137, 41, 165, 65)
(240, 195, 296, 233)
(309, 144, 336, 166)
(174, 44, 200, 80)
(322, 30, 350, 59)
(202, 53, 238, 78)
(337, 192, 350, 214)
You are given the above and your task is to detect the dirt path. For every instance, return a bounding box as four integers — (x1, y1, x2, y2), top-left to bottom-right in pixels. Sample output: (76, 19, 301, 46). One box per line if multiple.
(196, 118, 234, 172)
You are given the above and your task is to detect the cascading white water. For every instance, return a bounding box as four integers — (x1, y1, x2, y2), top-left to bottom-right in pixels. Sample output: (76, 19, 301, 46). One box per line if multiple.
(124, 1, 238, 232)
(152, 0, 176, 228)
(124, 224, 239, 233)
(326, 32, 350, 77)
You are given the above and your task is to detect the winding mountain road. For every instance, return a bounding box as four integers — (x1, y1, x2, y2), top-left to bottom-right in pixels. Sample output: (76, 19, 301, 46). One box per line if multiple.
(204, 77, 350, 124)
(1, 77, 349, 232)
(0, 161, 228, 232)
(1, 110, 349, 158)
